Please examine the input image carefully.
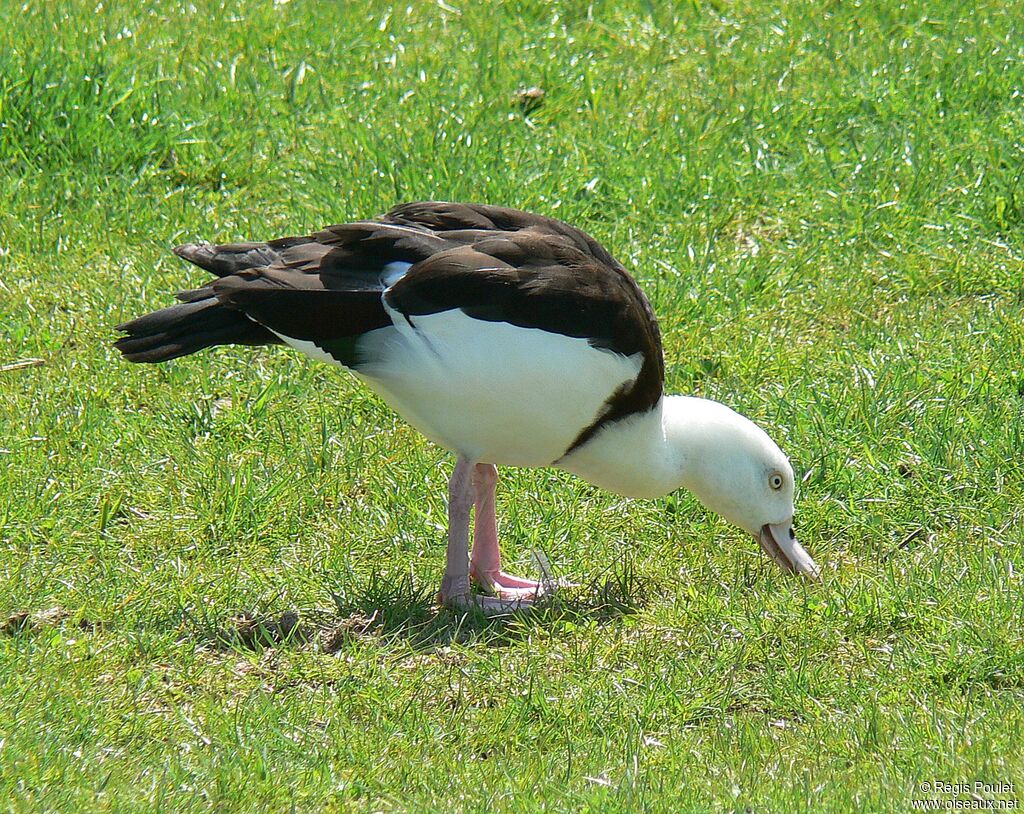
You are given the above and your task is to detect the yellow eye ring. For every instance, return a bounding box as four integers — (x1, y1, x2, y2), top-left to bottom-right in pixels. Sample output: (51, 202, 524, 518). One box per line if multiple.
(769, 473, 784, 490)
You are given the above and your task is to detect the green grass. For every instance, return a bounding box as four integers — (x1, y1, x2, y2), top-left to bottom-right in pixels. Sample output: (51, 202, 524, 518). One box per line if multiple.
(2, 0, 1024, 810)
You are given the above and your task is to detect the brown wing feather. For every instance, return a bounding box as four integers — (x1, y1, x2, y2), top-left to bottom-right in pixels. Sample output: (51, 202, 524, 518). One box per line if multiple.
(167, 221, 452, 344)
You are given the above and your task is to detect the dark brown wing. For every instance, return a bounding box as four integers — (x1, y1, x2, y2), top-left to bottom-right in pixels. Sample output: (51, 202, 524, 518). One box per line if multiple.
(205, 223, 433, 346)
(117, 220, 447, 364)
(119, 201, 664, 442)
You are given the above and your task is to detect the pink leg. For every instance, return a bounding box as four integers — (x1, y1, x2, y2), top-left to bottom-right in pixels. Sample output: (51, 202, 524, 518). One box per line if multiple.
(439, 458, 536, 614)
(469, 464, 552, 600)
(438, 456, 474, 605)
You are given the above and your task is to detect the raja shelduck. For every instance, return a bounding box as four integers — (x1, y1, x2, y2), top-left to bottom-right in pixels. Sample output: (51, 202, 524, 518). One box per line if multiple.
(116, 201, 820, 613)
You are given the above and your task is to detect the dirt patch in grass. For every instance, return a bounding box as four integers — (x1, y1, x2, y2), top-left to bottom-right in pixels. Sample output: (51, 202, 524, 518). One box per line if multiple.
(208, 609, 390, 653)
(227, 608, 391, 649)
(320, 611, 381, 653)
(218, 610, 313, 650)
(1, 606, 99, 636)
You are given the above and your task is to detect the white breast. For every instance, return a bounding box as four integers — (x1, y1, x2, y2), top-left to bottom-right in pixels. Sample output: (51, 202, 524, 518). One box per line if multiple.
(353, 308, 644, 466)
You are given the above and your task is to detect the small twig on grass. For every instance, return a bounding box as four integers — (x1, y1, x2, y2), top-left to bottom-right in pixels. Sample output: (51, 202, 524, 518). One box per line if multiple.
(0, 358, 45, 373)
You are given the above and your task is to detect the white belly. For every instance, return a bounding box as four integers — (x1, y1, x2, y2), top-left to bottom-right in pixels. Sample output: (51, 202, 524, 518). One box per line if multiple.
(351, 309, 643, 466)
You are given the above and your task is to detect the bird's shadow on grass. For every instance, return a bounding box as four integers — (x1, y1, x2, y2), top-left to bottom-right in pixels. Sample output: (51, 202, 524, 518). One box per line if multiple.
(331, 555, 653, 650)
(195, 554, 654, 654)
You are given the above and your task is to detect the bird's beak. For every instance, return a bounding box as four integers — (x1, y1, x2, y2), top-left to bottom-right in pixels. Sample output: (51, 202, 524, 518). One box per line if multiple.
(756, 521, 820, 580)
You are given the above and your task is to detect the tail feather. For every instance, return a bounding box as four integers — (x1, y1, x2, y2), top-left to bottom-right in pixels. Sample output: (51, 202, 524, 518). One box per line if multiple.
(114, 295, 280, 363)
(117, 234, 338, 363)
(173, 238, 306, 277)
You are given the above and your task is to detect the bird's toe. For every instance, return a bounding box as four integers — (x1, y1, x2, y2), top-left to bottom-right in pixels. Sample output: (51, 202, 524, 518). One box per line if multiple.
(441, 591, 534, 616)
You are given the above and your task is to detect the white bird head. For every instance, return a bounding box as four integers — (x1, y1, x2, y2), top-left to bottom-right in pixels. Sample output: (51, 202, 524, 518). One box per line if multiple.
(665, 396, 820, 579)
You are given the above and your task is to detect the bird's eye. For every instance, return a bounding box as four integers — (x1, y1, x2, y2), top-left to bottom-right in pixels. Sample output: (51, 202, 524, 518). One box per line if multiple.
(769, 473, 784, 490)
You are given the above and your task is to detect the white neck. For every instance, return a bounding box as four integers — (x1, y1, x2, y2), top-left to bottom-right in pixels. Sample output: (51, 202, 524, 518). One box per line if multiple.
(559, 393, 780, 501)
(558, 395, 709, 499)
